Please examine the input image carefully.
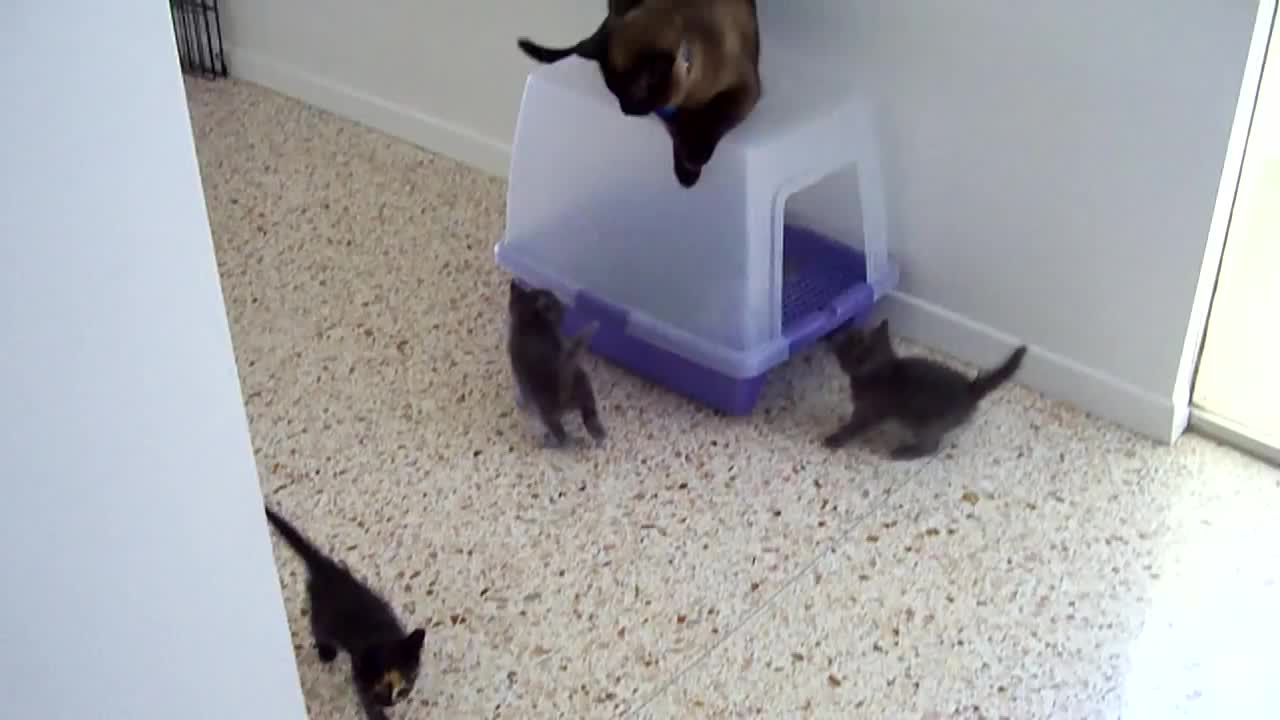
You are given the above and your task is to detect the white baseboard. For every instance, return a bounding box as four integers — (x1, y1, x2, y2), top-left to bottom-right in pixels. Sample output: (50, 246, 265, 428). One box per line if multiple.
(1189, 407, 1280, 466)
(877, 291, 1186, 444)
(218, 47, 1185, 445)
(224, 46, 511, 178)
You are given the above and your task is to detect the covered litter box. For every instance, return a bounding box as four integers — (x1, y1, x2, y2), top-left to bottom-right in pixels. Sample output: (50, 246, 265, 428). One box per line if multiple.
(495, 53, 898, 414)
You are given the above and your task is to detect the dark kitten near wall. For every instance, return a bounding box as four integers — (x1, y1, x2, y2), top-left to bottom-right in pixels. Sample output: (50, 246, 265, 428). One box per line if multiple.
(508, 280, 607, 447)
(265, 506, 426, 720)
(823, 319, 1028, 460)
(517, 0, 761, 187)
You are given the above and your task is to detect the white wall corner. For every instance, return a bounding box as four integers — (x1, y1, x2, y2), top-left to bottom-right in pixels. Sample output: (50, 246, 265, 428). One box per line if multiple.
(225, 46, 513, 178)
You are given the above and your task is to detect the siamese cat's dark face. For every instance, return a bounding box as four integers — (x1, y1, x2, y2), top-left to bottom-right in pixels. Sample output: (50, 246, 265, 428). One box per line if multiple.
(601, 47, 676, 116)
(516, 14, 680, 117)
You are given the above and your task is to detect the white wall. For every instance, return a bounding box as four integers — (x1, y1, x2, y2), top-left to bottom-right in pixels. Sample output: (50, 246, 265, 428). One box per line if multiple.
(219, 0, 1272, 441)
(218, 0, 607, 174)
(0, 3, 306, 719)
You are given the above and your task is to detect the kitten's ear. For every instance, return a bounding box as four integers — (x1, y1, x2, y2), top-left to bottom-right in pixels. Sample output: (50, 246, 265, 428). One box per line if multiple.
(871, 319, 891, 340)
(402, 628, 426, 658)
(509, 280, 525, 299)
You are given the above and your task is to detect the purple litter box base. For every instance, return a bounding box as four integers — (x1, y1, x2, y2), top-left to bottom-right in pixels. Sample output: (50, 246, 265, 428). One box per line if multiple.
(560, 293, 771, 414)
(553, 225, 881, 415)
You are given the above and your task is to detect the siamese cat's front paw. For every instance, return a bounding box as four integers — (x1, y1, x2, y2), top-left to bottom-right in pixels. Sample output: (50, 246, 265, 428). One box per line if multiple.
(674, 158, 702, 187)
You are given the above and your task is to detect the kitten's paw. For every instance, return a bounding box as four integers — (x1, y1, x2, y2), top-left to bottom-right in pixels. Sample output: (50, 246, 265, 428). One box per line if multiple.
(822, 432, 848, 450)
(890, 444, 932, 461)
(316, 642, 338, 663)
(585, 420, 607, 445)
(542, 431, 568, 449)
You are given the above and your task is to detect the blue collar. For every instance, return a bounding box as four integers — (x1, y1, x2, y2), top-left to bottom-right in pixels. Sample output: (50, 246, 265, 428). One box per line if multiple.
(654, 42, 691, 120)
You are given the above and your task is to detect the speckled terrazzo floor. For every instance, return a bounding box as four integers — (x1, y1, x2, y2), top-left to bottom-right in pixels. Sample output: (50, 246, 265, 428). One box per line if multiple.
(186, 77, 1280, 720)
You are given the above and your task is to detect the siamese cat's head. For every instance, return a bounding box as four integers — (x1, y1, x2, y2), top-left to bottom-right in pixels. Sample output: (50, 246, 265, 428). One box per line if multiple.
(352, 628, 426, 708)
(517, 10, 690, 117)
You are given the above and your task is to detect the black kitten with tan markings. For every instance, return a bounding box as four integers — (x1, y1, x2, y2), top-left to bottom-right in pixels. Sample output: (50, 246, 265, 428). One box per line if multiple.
(265, 506, 426, 720)
(508, 280, 607, 447)
(823, 319, 1027, 460)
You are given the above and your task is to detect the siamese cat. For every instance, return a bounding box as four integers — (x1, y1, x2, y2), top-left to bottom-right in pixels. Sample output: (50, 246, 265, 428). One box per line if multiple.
(518, 0, 761, 187)
(823, 319, 1028, 460)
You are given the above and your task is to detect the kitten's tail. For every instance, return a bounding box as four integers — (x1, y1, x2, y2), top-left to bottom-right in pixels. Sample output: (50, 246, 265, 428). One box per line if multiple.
(969, 345, 1027, 400)
(264, 505, 329, 570)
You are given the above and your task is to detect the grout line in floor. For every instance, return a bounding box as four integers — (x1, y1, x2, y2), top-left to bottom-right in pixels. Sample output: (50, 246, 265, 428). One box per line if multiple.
(622, 453, 940, 717)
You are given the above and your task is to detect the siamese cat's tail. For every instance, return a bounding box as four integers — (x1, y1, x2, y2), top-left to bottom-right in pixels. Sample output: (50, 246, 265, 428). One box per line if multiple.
(518, 20, 606, 64)
(969, 345, 1027, 400)
(265, 505, 331, 571)
(517, 37, 576, 63)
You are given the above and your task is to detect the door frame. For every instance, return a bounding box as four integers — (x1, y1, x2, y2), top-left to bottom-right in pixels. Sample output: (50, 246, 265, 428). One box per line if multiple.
(1187, 1, 1280, 466)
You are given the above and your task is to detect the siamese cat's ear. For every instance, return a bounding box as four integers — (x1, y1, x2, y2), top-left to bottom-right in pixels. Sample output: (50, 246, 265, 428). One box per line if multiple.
(608, 0, 647, 16)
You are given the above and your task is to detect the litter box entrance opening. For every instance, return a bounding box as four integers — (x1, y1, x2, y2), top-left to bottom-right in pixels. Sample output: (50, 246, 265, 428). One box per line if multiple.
(779, 166, 872, 342)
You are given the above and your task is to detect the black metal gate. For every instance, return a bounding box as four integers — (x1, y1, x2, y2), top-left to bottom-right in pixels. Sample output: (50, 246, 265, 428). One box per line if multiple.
(170, 0, 227, 78)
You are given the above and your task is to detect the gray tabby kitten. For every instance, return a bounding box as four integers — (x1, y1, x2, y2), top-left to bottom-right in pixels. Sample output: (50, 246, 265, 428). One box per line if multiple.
(824, 319, 1027, 460)
(507, 281, 606, 447)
